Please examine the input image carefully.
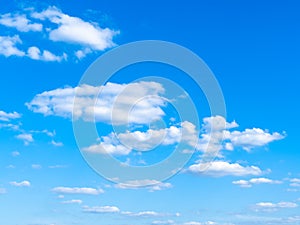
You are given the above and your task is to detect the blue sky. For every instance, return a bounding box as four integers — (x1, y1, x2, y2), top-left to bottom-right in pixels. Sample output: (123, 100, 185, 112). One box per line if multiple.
(0, 1, 300, 225)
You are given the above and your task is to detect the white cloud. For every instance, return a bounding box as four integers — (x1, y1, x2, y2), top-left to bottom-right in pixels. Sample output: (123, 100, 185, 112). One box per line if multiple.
(289, 178, 300, 187)
(196, 116, 284, 156)
(15, 133, 34, 145)
(0, 110, 21, 121)
(27, 46, 67, 62)
(0, 188, 6, 194)
(229, 128, 284, 151)
(152, 220, 175, 225)
(255, 201, 298, 212)
(10, 180, 31, 187)
(31, 164, 42, 169)
(188, 161, 263, 177)
(83, 205, 120, 213)
(31, 6, 119, 53)
(0, 13, 42, 32)
(11, 151, 20, 157)
(233, 177, 282, 188)
(52, 187, 104, 195)
(27, 82, 166, 125)
(61, 199, 82, 204)
(122, 210, 162, 217)
(51, 140, 63, 147)
(84, 121, 197, 156)
(115, 179, 172, 191)
(0, 35, 25, 57)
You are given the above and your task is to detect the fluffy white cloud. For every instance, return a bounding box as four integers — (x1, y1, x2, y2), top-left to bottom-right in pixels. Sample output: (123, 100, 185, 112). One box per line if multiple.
(0, 110, 21, 121)
(10, 180, 31, 187)
(27, 46, 67, 62)
(0, 35, 25, 57)
(27, 82, 166, 125)
(52, 187, 104, 195)
(255, 201, 298, 212)
(196, 116, 284, 155)
(83, 120, 197, 155)
(233, 177, 282, 188)
(0, 13, 42, 32)
(31, 6, 118, 53)
(15, 133, 34, 145)
(188, 161, 263, 177)
(229, 128, 284, 151)
(83, 205, 120, 213)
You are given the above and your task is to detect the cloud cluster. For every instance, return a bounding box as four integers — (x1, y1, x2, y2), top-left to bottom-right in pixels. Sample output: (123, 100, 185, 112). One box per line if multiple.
(27, 81, 166, 125)
(0, 6, 118, 60)
(255, 201, 298, 212)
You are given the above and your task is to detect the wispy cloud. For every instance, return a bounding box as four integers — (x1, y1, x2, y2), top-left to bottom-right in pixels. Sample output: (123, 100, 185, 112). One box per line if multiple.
(10, 180, 31, 187)
(233, 177, 282, 188)
(52, 187, 104, 195)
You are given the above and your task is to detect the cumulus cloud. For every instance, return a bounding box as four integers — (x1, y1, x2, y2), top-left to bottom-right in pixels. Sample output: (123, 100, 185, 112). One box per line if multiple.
(27, 82, 166, 125)
(0, 110, 21, 121)
(27, 46, 67, 62)
(233, 177, 282, 188)
(83, 205, 120, 213)
(0, 35, 25, 57)
(188, 161, 263, 177)
(15, 133, 34, 145)
(10, 180, 31, 187)
(84, 121, 197, 155)
(52, 187, 104, 195)
(196, 115, 284, 155)
(31, 6, 118, 54)
(255, 201, 298, 212)
(0, 13, 42, 32)
(0, 6, 118, 60)
(289, 178, 300, 187)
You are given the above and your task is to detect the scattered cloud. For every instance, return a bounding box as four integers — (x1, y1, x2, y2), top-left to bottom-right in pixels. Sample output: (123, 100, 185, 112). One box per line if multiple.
(11, 151, 20, 157)
(188, 161, 263, 177)
(0, 110, 21, 121)
(0, 13, 42, 32)
(31, 164, 42, 169)
(51, 140, 63, 147)
(0, 35, 25, 57)
(83, 205, 120, 213)
(152, 220, 175, 225)
(10, 180, 31, 187)
(0, 6, 118, 60)
(61, 199, 83, 204)
(121, 210, 163, 217)
(15, 133, 34, 145)
(115, 179, 172, 191)
(52, 187, 104, 195)
(233, 178, 282, 188)
(0, 188, 6, 194)
(289, 178, 300, 187)
(254, 201, 298, 212)
(27, 46, 67, 62)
